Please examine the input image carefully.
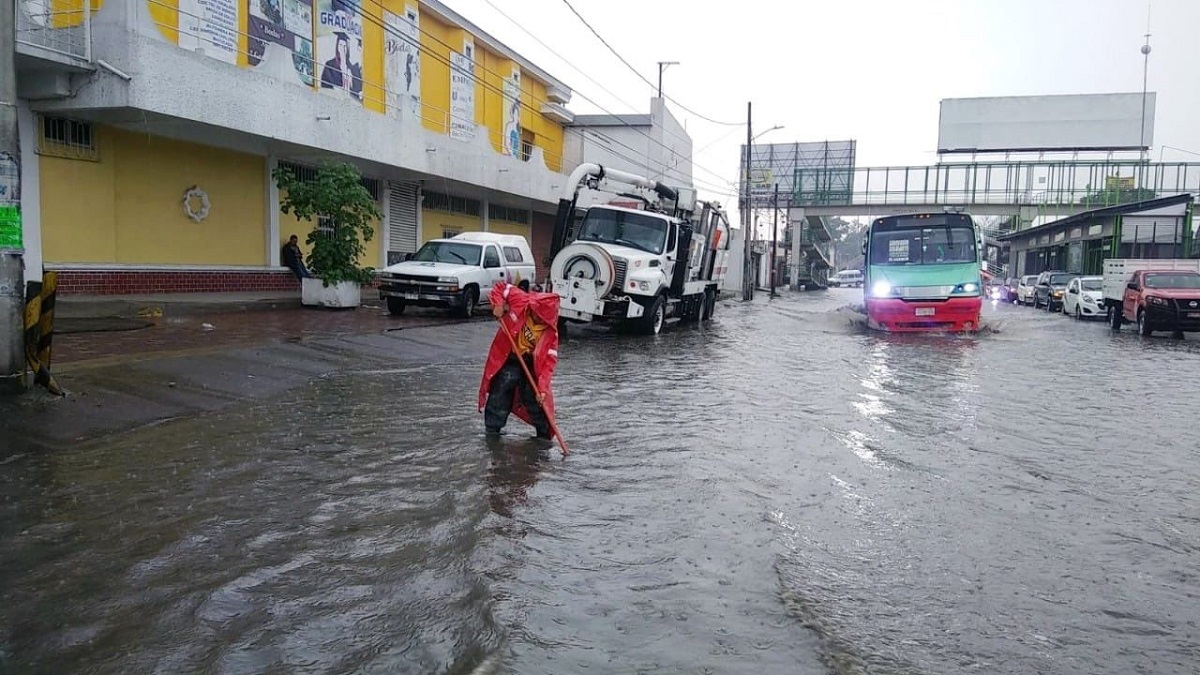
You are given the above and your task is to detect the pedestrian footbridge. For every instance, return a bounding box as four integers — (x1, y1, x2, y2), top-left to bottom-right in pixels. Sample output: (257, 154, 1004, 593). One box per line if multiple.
(782, 159, 1200, 287)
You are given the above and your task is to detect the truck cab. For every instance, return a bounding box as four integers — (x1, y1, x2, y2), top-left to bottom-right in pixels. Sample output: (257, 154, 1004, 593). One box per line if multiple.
(376, 232, 535, 318)
(1118, 269, 1200, 336)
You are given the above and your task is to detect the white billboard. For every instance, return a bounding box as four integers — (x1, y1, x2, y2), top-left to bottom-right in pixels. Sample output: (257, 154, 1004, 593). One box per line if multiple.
(937, 93, 1156, 154)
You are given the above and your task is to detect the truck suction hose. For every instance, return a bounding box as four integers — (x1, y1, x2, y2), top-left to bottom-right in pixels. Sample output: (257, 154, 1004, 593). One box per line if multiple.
(549, 164, 678, 260)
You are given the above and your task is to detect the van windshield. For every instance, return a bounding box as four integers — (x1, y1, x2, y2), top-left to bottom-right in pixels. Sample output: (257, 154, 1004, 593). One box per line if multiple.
(411, 241, 482, 266)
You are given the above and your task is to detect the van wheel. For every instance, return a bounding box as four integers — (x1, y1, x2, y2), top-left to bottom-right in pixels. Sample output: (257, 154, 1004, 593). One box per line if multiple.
(386, 297, 406, 316)
(459, 287, 479, 319)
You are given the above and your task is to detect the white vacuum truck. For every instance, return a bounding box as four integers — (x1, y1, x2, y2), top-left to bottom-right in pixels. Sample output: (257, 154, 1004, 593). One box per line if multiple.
(546, 163, 731, 335)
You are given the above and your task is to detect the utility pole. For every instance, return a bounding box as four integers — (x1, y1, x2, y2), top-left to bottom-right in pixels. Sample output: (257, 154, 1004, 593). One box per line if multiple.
(1, 0, 27, 395)
(656, 61, 678, 99)
(742, 101, 753, 301)
(770, 183, 779, 298)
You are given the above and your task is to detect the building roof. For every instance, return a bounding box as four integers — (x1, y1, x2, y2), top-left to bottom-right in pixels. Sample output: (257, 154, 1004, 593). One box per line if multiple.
(998, 193, 1194, 241)
(421, 0, 572, 101)
(567, 114, 653, 128)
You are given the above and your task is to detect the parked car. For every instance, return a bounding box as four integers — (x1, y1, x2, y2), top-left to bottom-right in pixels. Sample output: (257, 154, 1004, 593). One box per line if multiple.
(1033, 271, 1075, 311)
(376, 232, 536, 317)
(1106, 264, 1200, 336)
(1016, 275, 1039, 305)
(829, 269, 864, 288)
(1061, 275, 1105, 319)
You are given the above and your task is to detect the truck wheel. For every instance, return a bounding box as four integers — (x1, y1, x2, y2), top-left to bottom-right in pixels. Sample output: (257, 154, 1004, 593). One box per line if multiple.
(638, 295, 666, 335)
(1109, 305, 1123, 329)
(386, 297, 406, 316)
(1137, 309, 1152, 336)
(518, 279, 531, 292)
(459, 287, 479, 319)
(701, 290, 715, 321)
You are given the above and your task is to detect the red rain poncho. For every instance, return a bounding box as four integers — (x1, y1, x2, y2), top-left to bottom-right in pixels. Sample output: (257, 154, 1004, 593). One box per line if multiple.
(478, 282, 560, 427)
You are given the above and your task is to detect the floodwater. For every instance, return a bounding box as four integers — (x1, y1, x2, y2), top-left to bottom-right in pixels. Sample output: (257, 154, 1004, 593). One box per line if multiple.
(3, 289, 1200, 674)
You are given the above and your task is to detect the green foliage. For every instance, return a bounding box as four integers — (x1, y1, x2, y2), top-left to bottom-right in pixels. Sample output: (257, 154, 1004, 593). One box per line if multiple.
(273, 161, 381, 286)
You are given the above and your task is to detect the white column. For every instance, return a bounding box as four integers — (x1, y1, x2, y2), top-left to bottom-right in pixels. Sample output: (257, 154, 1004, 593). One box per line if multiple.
(481, 198, 489, 232)
(16, 102, 42, 282)
(265, 155, 280, 265)
(379, 183, 390, 266)
(790, 207, 804, 290)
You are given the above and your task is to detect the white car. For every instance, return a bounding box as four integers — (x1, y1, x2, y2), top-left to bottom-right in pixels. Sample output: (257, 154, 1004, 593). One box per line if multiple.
(1016, 275, 1039, 305)
(1061, 275, 1105, 319)
(376, 232, 536, 318)
(830, 270, 864, 288)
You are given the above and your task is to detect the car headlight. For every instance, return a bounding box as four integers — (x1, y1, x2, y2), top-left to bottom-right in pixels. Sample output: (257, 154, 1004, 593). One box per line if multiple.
(870, 280, 893, 298)
(1147, 295, 1167, 305)
(437, 276, 458, 284)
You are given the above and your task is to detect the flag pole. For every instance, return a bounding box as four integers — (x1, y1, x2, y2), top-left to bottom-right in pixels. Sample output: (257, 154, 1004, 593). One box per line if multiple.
(496, 317, 569, 457)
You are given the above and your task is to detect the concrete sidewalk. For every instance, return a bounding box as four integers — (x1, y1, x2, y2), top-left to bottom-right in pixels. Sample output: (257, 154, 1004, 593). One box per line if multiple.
(55, 291, 303, 320)
(1, 319, 496, 453)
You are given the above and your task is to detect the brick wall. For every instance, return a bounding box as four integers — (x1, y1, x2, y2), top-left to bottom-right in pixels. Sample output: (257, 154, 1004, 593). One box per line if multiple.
(52, 269, 303, 295)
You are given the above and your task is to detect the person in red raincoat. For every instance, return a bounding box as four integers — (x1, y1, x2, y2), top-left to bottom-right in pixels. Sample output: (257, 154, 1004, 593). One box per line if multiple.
(479, 281, 560, 438)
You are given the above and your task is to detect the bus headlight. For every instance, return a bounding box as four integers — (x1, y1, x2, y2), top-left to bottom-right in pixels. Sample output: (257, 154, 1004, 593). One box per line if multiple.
(870, 280, 893, 298)
(952, 282, 980, 295)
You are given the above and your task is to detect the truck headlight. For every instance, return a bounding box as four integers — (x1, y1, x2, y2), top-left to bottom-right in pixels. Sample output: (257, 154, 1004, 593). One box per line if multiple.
(1147, 295, 1167, 305)
(437, 276, 458, 284)
(636, 280, 651, 292)
(870, 280, 893, 298)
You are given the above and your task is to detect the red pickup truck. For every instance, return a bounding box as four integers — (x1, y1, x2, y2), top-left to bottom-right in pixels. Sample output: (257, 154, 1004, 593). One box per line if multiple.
(1116, 269, 1200, 336)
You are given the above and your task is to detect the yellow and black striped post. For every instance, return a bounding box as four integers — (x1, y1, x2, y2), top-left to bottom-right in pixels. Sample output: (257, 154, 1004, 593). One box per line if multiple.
(23, 272, 63, 396)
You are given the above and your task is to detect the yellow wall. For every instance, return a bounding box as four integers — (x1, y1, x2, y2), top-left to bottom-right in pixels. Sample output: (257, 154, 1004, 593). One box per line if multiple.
(41, 127, 266, 265)
(487, 220, 531, 240)
(421, 210, 480, 244)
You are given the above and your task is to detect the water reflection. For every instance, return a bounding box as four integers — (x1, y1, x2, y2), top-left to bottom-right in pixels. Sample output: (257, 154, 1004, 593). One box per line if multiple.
(483, 437, 555, 519)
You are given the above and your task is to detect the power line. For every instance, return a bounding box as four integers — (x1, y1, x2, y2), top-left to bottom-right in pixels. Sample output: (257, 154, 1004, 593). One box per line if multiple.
(556, 0, 742, 127)
(353, 0, 739, 194)
(473, 0, 732, 172)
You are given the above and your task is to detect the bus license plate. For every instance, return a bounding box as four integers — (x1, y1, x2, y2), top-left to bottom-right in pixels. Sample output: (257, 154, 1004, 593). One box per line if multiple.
(915, 307, 935, 317)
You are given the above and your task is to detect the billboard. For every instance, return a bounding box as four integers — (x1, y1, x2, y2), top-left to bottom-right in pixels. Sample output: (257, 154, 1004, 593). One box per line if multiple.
(937, 93, 1156, 154)
(739, 140, 856, 209)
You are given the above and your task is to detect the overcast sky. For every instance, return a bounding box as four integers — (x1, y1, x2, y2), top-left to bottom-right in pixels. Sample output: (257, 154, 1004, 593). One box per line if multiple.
(445, 0, 1199, 209)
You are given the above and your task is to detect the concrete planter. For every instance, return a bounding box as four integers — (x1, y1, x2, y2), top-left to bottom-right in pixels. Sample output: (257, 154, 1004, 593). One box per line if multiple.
(301, 278, 361, 308)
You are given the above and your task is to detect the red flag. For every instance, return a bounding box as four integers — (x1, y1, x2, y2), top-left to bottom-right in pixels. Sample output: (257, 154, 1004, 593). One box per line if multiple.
(478, 282, 560, 429)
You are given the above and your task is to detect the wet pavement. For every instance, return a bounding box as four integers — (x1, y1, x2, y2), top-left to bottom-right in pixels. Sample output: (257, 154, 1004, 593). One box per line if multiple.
(2, 290, 1199, 674)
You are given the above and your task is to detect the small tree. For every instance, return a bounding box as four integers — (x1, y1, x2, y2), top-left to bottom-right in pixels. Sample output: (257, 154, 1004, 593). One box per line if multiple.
(274, 161, 381, 287)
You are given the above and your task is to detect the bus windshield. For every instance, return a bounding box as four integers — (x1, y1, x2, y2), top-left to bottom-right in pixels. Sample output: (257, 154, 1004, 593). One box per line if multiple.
(577, 208, 670, 255)
(869, 225, 977, 266)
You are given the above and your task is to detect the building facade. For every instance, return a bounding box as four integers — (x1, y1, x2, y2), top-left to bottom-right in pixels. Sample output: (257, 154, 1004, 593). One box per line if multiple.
(1000, 194, 1195, 278)
(562, 97, 694, 207)
(14, 0, 576, 294)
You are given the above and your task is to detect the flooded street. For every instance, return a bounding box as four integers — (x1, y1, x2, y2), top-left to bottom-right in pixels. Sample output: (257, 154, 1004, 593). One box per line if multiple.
(3, 290, 1200, 674)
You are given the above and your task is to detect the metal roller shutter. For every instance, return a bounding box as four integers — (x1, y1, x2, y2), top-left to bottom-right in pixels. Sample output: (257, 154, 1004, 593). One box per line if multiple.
(388, 181, 420, 264)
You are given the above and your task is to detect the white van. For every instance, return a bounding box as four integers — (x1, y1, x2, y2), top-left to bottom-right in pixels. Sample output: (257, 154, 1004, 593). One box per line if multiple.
(376, 232, 536, 318)
(829, 269, 864, 288)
